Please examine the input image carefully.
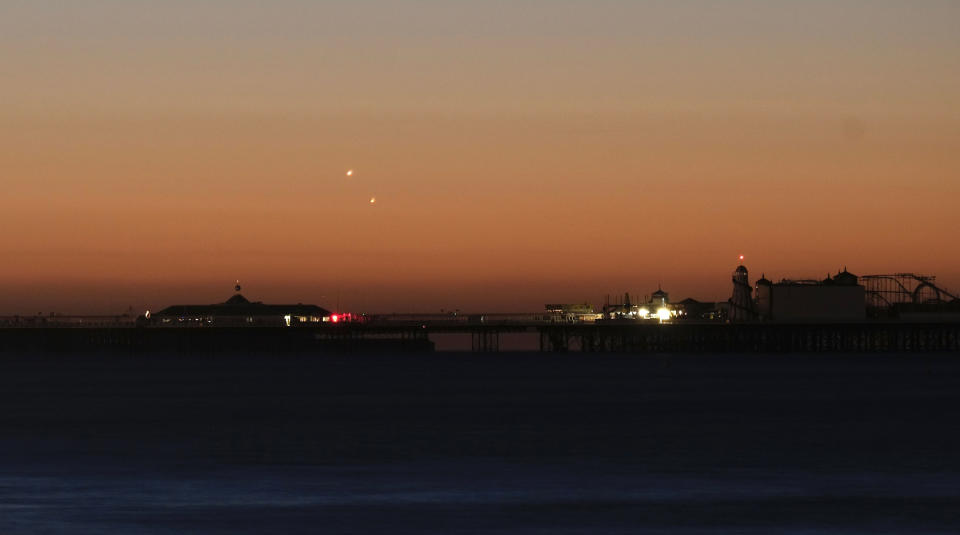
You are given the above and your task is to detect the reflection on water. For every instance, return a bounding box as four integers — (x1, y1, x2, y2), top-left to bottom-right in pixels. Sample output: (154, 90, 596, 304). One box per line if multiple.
(4, 460, 960, 534)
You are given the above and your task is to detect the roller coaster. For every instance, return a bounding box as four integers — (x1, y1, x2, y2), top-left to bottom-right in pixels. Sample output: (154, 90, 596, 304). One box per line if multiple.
(861, 273, 959, 310)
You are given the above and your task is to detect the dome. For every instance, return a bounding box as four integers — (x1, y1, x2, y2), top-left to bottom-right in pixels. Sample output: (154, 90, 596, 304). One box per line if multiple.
(224, 294, 251, 305)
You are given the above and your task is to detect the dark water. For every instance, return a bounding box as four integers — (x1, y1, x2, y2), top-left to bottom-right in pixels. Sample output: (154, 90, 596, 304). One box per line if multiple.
(2, 352, 960, 533)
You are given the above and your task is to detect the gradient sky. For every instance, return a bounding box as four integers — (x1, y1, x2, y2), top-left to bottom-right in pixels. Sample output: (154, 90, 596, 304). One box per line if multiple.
(2, 0, 959, 314)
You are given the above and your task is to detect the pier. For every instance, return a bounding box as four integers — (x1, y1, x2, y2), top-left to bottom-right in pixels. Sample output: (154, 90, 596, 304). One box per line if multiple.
(1, 320, 959, 354)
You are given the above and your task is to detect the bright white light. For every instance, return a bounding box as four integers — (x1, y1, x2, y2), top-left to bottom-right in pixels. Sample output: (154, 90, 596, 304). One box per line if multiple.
(346, 169, 354, 177)
(638, 307, 650, 319)
(369, 197, 376, 204)
(283, 315, 292, 327)
(657, 308, 670, 322)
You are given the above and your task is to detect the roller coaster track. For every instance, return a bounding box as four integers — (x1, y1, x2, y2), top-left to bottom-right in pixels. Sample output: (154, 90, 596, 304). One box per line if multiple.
(860, 273, 959, 308)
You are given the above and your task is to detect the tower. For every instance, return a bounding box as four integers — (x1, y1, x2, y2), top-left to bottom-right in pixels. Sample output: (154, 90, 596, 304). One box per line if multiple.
(729, 263, 755, 322)
(755, 274, 773, 320)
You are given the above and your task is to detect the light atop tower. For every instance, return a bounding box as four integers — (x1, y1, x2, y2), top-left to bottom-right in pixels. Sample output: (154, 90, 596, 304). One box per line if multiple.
(739, 254, 745, 263)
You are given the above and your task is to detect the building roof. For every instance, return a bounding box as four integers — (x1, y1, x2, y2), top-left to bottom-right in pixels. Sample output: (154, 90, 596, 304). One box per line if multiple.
(154, 294, 330, 318)
(224, 294, 251, 305)
(833, 269, 859, 286)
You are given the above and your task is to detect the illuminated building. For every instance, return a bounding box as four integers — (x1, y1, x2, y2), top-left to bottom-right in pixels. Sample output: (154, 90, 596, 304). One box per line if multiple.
(544, 304, 601, 323)
(650, 287, 668, 308)
(646, 287, 673, 322)
(601, 288, 691, 322)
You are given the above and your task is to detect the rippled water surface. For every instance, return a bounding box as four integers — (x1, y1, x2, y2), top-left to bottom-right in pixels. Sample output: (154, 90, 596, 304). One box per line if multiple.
(1, 353, 959, 533)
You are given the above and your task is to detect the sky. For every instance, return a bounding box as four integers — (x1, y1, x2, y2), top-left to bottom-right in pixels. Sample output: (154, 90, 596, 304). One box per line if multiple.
(1, 0, 959, 314)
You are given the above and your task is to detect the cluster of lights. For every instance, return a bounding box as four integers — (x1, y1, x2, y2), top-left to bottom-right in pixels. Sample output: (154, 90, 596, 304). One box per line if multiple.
(323, 312, 356, 324)
(626, 307, 679, 323)
(279, 313, 357, 326)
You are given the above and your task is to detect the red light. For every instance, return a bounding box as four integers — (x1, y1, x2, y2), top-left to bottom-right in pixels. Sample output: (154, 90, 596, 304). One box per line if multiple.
(331, 314, 339, 323)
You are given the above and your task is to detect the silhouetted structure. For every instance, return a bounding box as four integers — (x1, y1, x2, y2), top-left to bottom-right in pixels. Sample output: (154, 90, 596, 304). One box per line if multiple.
(150, 293, 330, 327)
(602, 292, 638, 319)
(861, 273, 957, 306)
(674, 298, 724, 321)
(728, 265, 755, 322)
(755, 269, 866, 322)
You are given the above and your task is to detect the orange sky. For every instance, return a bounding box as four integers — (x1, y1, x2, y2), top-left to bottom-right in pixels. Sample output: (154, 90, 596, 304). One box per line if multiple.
(1, 1, 959, 314)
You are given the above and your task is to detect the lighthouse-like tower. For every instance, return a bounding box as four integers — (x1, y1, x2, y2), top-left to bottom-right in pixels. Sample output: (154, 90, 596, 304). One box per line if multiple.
(729, 257, 755, 322)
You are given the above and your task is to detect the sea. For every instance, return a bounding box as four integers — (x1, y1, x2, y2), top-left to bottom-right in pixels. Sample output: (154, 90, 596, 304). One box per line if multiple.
(1, 351, 959, 534)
